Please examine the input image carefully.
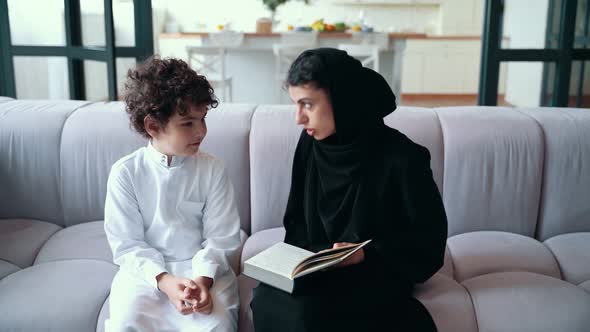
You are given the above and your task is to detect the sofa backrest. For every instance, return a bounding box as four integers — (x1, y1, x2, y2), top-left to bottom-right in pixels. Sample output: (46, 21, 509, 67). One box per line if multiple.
(518, 108, 590, 241)
(59, 102, 146, 227)
(436, 107, 545, 237)
(249, 106, 301, 234)
(248, 105, 590, 240)
(0, 99, 90, 225)
(2, 99, 589, 241)
(1, 100, 255, 233)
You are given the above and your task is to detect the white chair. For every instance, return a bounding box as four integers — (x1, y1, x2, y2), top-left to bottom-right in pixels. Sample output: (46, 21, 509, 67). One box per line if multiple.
(272, 32, 318, 103)
(186, 31, 244, 102)
(337, 43, 381, 72)
(339, 32, 388, 72)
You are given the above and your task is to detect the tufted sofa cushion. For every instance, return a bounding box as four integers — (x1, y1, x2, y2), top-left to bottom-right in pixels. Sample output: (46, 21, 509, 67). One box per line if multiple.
(0, 260, 117, 331)
(0, 219, 62, 272)
(34, 221, 113, 265)
(544, 233, 590, 287)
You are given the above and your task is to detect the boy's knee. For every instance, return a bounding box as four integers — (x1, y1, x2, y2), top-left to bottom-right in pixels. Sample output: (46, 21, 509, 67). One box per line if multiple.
(107, 309, 154, 332)
(210, 319, 237, 332)
(203, 309, 237, 332)
(105, 316, 140, 332)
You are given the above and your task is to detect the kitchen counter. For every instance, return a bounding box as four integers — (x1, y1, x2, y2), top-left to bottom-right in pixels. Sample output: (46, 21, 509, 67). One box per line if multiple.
(158, 31, 418, 104)
(159, 32, 484, 40)
(160, 32, 429, 39)
(157, 32, 486, 104)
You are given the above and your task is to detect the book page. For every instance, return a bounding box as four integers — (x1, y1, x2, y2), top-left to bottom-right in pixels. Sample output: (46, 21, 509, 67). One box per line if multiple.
(292, 239, 372, 278)
(296, 249, 353, 267)
(245, 242, 314, 279)
(316, 242, 359, 254)
(295, 242, 360, 268)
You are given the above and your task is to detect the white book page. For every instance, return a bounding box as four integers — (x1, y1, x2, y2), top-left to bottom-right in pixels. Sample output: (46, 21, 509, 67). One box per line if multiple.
(293, 239, 373, 278)
(245, 242, 314, 279)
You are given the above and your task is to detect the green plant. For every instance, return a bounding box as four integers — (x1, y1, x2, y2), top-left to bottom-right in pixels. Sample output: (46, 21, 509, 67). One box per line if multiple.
(263, 0, 309, 13)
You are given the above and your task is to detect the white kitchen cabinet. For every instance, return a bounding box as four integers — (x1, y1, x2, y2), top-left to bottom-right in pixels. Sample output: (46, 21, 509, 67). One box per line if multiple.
(438, 0, 484, 35)
(423, 52, 463, 93)
(402, 38, 488, 94)
(461, 52, 481, 93)
(401, 51, 424, 93)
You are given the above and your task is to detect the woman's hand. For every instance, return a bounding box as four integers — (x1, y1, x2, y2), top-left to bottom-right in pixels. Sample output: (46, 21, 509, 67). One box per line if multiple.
(332, 242, 365, 267)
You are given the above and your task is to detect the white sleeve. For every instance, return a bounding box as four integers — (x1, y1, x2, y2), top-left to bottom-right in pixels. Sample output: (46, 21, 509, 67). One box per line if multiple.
(104, 165, 168, 289)
(191, 162, 241, 281)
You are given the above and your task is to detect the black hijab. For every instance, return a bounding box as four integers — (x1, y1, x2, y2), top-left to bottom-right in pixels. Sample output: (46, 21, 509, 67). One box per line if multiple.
(285, 48, 396, 250)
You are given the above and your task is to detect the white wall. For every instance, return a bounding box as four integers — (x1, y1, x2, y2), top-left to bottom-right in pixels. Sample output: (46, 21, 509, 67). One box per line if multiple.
(439, 0, 484, 35)
(154, 0, 440, 34)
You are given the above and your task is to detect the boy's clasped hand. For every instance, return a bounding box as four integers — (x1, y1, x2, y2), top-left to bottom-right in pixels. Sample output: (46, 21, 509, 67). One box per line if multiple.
(156, 273, 214, 315)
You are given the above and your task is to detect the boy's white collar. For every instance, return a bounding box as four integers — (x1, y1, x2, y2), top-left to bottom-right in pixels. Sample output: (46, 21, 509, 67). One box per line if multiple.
(146, 141, 187, 168)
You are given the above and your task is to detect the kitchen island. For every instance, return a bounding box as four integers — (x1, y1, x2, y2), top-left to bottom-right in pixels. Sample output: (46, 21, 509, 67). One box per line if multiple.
(159, 32, 426, 104)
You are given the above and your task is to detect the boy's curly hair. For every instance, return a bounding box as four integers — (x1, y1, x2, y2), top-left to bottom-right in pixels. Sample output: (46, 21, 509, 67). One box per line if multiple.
(124, 56, 218, 138)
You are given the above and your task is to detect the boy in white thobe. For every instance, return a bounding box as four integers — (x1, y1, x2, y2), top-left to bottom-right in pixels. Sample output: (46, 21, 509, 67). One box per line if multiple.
(104, 57, 240, 332)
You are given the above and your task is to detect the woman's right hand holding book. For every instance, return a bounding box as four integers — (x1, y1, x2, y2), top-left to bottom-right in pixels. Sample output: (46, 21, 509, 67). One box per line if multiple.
(332, 242, 365, 268)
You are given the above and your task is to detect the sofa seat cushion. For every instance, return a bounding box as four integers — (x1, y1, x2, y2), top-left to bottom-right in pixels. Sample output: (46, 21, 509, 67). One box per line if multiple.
(34, 221, 248, 275)
(0, 259, 117, 331)
(97, 295, 110, 332)
(544, 232, 590, 286)
(447, 231, 561, 282)
(0, 259, 20, 279)
(0, 219, 61, 268)
(240, 227, 285, 271)
(462, 272, 590, 332)
(34, 221, 113, 264)
(414, 273, 478, 332)
(439, 245, 454, 278)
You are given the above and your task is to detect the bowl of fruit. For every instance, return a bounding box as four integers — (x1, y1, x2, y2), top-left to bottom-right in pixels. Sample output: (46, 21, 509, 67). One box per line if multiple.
(310, 19, 348, 32)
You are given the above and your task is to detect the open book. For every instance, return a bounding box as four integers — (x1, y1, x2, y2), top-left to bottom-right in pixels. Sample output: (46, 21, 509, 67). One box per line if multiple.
(243, 239, 372, 293)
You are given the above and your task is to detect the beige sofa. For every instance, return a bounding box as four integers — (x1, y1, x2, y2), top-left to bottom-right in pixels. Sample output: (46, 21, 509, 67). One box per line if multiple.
(1, 97, 589, 332)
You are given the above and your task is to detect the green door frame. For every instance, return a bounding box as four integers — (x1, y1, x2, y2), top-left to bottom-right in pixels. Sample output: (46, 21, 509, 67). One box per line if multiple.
(0, 0, 15, 97)
(0, 0, 153, 101)
(478, 0, 589, 107)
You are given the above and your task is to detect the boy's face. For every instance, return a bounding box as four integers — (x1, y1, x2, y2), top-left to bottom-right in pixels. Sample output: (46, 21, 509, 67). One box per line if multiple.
(148, 103, 208, 157)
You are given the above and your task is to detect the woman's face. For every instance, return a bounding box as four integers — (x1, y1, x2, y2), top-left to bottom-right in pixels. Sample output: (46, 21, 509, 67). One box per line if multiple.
(288, 84, 336, 141)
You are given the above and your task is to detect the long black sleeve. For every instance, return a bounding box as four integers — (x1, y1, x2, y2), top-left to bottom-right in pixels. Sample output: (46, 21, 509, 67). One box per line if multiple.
(368, 146, 448, 284)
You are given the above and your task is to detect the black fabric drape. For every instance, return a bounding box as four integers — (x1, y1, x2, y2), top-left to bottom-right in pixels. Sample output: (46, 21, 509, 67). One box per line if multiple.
(252, 48, 448, 332)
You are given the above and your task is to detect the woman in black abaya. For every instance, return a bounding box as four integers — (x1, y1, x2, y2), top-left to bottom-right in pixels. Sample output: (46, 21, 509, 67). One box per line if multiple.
(250, 48, 448, 332)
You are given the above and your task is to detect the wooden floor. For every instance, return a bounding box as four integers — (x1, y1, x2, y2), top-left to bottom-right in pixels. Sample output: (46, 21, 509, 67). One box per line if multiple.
(400, 94, 590, 108)
(400, 94, 512, 107)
